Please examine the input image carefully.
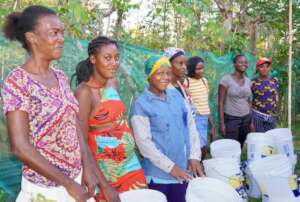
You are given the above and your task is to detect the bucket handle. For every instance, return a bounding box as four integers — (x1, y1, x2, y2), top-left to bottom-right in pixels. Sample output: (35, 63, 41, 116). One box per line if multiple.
(206, 165, 245, 181)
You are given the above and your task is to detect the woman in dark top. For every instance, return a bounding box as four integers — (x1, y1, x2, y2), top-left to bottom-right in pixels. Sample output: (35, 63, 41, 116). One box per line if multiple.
(251, 57, 278, 132)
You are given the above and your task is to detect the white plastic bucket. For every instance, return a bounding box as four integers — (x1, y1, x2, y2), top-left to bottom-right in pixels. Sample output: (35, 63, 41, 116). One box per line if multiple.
(266, 128, 297, 167)
(256, 175, 300, 202)
(186, 177, 243, 202)
(120, 189, 167, 202)
(243, 161, 261, 198)
(249, 154, 300, 202)
(249, 154, 292, 177)
(210, 139, 241, 161)
(246, 132, 276, 162)
(203, 158, 247, 201)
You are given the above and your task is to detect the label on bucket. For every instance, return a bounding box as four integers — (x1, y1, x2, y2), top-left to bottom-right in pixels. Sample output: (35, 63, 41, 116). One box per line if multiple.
(288, 175, 300, 197)
(262, 194, 269, 202)
(261, 145, 275, 158)
(229, 176, 247, 199)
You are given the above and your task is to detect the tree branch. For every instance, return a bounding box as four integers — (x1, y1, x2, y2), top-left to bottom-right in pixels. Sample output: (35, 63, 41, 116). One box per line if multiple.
(102, 6, 116, 17)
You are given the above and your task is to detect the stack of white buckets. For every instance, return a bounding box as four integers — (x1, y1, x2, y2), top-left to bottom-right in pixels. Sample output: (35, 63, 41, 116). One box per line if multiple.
(245, 128, 299, 202)
(203, 139, 248, 202)
(115, 128, 298, 202)
(202, 128, 299, 202)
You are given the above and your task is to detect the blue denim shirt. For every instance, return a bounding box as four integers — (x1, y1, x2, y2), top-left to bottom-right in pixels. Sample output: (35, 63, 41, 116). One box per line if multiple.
(130, 87, 191, 181)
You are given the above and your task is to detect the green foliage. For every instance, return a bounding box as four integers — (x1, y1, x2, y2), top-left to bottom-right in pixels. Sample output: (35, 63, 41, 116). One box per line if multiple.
(55, 0, 95, 38)
(0, 0, 299, 121)
(0, 0, 12, 25)
(112, 0, 140, 15)
(0, 1, 300, 201)
(0, 188, 9, 202)
(0, 0, 96, 39)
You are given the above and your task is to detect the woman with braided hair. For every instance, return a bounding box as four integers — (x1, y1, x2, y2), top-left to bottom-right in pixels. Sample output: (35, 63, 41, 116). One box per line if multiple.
(74, 36, 147, 202)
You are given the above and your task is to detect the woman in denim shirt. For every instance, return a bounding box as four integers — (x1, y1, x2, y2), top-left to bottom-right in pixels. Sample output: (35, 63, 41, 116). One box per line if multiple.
(130, 55, 203, 202)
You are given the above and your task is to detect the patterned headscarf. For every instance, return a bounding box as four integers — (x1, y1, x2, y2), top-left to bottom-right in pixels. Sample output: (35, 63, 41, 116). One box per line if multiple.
(164, 47, 185, 62)
(144, 55, 171, 79)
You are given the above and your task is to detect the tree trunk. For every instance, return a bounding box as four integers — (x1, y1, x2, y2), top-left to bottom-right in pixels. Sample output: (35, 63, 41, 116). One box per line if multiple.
(192, 3, 202, 32)
(174, 10, 180, 47)
(249, 21, 257, 55)
(236, 1, 262, 55)
(98, 5, 116, 36)
(113, 11, 123, 39)
(162, 0, 168, 47)
(13, 0, 20, 10)
(214, 0, 233, 32)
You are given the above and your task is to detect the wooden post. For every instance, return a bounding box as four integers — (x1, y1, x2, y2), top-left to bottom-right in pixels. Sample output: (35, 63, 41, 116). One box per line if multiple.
(288, 0, 293, 129)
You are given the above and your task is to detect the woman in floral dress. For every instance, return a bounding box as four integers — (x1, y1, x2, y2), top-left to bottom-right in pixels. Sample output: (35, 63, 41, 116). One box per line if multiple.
(74, 36, 147, 202)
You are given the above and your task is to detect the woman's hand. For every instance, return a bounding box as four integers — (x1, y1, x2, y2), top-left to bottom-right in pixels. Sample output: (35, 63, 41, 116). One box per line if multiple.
(188, 159, 204, 177)
(170, 165, 192, 182)
(219, 122, 226, 137)
(82, 164, 98, 198)
(65, 180, 88, 202)
(210, 125, 216, 142)
(103, 185, 121, 202)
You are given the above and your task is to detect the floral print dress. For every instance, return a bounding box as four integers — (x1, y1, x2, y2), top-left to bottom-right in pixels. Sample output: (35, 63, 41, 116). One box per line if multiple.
(88, 87, 146, 201)
(1, 67, 83, 202)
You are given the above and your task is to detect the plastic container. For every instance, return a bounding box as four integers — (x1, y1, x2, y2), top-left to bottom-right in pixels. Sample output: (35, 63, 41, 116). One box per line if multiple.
(120, 189, 167, 202)
(266, 128, 297, 168)
(243, 161, 261, 198)
(249, 154, 300, 202)
(186, 177, 243, 202)
(210, 139, 241, 161)
(246, 132, 276, 162)
(203, 158, 247, 201)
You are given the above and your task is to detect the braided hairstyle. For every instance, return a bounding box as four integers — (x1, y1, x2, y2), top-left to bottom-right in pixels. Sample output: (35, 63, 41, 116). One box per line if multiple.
(2, 5, 56, 51)
(73, 36, 119, 85)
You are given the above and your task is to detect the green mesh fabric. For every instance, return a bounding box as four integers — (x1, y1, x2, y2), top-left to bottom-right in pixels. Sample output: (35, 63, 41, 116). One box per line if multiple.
(0, 34, 298, 200)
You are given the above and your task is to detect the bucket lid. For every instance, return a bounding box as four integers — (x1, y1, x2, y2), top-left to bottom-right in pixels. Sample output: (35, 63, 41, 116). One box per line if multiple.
(211, 139, 241, 154)
(246, 132, 275, 143)
(266, 128, 293, 140)
(120, 189, 167, 202)
(204, 158, 242, 179)
(186, 177, 243, 202)
(204, 158, 240, 170)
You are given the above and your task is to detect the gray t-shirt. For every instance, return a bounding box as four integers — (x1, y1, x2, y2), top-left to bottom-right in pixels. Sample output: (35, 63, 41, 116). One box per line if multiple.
(219, 74, 252, 117)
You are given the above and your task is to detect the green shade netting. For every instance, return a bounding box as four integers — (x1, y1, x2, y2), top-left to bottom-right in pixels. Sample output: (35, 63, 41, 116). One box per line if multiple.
(0, 34, 298, 201)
